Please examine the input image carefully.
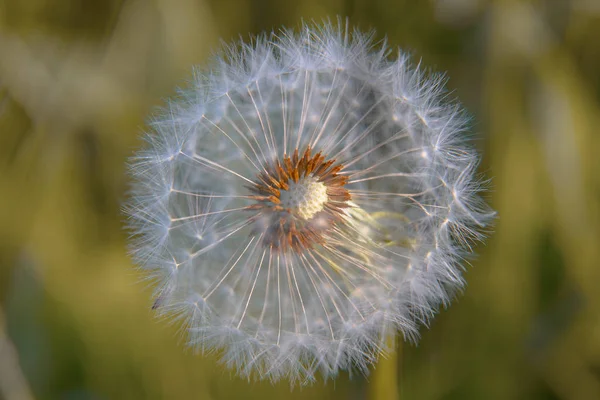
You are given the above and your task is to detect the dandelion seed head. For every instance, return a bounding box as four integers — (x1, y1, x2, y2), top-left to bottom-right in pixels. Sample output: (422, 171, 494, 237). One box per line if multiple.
(124, 20, 495, 385)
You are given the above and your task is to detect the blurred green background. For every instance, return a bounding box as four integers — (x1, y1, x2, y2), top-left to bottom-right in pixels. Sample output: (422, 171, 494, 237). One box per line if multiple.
(1, 0, 599, 399)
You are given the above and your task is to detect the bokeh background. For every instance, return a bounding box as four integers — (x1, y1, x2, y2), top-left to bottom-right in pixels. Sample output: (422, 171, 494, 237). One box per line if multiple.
(1, 0, 599, 399)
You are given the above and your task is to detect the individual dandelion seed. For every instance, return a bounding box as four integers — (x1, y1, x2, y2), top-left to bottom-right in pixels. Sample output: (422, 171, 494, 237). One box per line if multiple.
(124, 21, 495, 385)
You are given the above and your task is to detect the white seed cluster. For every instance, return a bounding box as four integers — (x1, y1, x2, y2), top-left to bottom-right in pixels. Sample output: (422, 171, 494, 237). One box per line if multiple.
(279, 176, 328, 220)
(125, 22, 495, 385)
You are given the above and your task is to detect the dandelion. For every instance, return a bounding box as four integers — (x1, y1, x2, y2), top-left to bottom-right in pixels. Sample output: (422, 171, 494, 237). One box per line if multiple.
(125, 21, 495, 385)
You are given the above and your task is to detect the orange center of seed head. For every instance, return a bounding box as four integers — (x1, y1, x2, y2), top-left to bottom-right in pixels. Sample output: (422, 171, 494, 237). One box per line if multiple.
(246, 146, 352, 253)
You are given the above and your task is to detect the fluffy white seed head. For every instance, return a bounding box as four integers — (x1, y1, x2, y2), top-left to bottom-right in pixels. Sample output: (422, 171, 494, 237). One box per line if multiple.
(124, 21, 495, 385)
